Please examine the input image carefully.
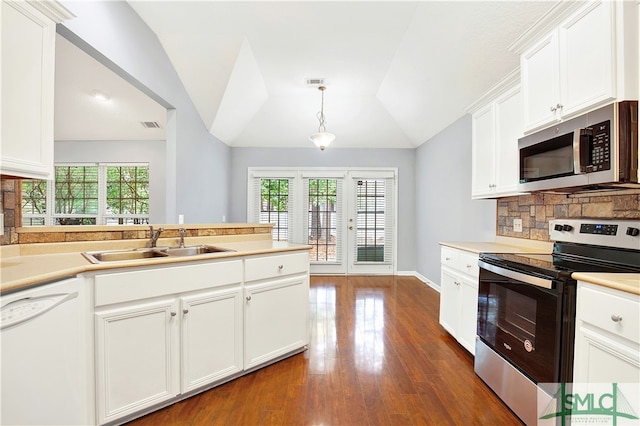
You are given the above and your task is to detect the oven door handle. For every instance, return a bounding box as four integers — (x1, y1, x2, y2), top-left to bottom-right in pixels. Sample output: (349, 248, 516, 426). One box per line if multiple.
(478, 260, 553, 289)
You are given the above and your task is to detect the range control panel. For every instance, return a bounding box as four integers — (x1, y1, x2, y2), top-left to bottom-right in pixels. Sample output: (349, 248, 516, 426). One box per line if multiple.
(580, 223, 618, 235)
(550, 219, 640, 250)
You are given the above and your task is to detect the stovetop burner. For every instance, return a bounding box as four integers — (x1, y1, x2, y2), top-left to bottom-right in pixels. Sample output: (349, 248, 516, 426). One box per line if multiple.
(479, 250, 640, 280)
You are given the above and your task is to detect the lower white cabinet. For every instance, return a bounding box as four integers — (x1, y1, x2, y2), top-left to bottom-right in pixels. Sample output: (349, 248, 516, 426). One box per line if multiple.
(573, 281, 640, 384)
(244, 275, 309, 369)
(95, 298, 180, 424)
(244, 252, 310, 370)
(439, 246, 479, 354)
(181, 287, 243, 392)
(92, 251, 309, 424)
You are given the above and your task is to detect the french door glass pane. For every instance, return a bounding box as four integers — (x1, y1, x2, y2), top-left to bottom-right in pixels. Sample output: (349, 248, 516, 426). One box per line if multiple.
(307, 179, 337, 262)
(259, 179, 289, 241)
(355, 179, 385, 262)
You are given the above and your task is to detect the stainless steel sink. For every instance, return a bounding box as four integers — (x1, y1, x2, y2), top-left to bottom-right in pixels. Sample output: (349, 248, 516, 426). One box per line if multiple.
(165, 245, 234, 257)
(82, 245, 234, 263)
(82, 248, 169, 264)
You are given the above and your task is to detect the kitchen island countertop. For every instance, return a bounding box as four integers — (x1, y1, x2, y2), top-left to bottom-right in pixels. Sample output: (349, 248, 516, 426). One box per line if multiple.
(1, 239, 311, 294)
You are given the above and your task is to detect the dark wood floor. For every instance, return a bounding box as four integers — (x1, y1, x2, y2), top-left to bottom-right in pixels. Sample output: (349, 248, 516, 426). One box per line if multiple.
(127, 275, 521, 425)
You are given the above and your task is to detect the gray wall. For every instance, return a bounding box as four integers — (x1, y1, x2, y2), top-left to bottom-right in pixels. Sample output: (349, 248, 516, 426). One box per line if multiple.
(60, 1, 230, 224)
(415, 115, 496, 285)
(229, 147, 416, 272)
(55, 140, 167, 223)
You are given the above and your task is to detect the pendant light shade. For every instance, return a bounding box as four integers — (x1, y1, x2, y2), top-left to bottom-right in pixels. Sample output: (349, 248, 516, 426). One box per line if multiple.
(309, 86, 334, 150)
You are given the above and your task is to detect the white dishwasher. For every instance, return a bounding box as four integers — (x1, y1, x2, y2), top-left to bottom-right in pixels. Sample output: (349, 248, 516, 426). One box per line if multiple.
(1, 276, 92, 425)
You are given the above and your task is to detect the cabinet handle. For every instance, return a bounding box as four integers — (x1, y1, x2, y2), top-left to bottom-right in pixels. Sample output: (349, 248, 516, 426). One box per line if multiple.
(183, 309, 189, 315)
(278, 265, 284, 270)
(170, 311, 177, 317)
(445, 257, 451, 261)
(550, 105, 557, 112)
(454, 281, 460, 286)
(610, 314, 622, 323)
(556, 103, 563, 110)
(466, 264, 472, 268)
(246, 296, 252, 302)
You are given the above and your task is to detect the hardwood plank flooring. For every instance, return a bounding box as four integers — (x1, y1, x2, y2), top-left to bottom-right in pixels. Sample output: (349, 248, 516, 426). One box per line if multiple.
(127, 275, 522, 425)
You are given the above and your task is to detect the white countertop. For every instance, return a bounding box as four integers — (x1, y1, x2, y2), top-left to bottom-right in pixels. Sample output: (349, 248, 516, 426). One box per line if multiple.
(1, 238, 310, 293)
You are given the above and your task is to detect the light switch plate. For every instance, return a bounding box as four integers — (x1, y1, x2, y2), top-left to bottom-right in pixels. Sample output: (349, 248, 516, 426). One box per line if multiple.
(0, 213, 4, 236)
(513, 218, 523, 232)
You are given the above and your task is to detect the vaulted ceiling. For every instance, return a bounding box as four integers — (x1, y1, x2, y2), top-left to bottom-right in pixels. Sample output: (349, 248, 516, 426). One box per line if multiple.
(56, 1, 559, 148)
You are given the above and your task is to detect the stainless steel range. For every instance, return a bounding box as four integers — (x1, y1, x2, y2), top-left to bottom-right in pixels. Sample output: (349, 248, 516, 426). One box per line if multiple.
(474, 218, 640, 425)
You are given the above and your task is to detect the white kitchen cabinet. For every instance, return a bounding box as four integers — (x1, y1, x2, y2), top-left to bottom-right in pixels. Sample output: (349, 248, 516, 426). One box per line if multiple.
(93, 259, 244, 424)
(95, 298, 180, 424)
(181, 286, 243, 393)
(0, 0, 73, 179)
(470, 71, 523, 199)
(520, 1, 629, 133)
(244, 252, 310, 370)
(573, 281, 640, 384)
(439, 246, 479, 355)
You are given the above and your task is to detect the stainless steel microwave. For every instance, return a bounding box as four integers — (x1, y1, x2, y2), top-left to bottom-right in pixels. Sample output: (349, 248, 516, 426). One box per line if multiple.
(518, 101, 638, 192)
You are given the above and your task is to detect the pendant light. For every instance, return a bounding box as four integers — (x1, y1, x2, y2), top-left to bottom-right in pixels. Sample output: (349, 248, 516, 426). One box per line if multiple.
(309, 85, 335, 150)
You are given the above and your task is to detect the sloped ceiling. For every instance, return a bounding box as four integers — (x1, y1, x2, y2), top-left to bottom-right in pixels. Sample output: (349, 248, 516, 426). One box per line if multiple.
(54, 34, 167, 142)
(127, 1, 557, 149)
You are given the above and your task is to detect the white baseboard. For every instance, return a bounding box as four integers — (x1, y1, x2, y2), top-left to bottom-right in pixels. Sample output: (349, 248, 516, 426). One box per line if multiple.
(397, 271, 440, 292)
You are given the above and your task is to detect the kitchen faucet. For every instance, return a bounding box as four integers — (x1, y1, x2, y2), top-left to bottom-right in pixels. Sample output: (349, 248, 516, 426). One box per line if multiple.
(178, 228, 186, 248)
(149, 225, 164, 247)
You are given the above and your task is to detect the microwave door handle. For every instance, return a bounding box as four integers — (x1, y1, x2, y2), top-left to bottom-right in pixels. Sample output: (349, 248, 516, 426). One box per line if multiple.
(574, 128, 593, 173)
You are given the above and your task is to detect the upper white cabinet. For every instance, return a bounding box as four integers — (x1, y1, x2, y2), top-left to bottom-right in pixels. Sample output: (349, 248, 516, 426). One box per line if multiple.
(0, 0, 73, 179)
(517, 1, 638, 133)
(470, 71, 523, 199)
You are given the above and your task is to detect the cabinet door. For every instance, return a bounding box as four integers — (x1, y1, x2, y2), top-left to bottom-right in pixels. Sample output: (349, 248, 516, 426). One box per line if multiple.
(95, 298, 180, 424)
(1, 1, 56, 179)
(458, 276, 479, 355)
(521, 31, 560, 132)
(574, 327, 640, 384)
(493, 86, 523, 195)
(181, 287, 243, 393)
(439, 268, 460, 337)
(244, 275, 309, 370)
(559, 0, 615, 117)
(471, 103, 496, 198)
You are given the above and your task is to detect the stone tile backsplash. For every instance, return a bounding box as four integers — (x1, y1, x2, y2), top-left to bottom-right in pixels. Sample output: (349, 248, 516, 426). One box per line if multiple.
(497, 189, 640, 241)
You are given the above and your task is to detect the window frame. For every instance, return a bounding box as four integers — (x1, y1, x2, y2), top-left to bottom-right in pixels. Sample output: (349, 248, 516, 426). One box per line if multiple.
(21, 162, 150, 226)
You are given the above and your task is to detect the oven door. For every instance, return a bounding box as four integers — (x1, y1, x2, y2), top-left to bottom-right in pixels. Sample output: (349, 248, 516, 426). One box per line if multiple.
(477, 261, 563, 384)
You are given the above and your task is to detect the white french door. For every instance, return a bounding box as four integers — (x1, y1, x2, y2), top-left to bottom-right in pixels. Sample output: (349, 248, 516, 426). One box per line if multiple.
(248, 168, 397, 275)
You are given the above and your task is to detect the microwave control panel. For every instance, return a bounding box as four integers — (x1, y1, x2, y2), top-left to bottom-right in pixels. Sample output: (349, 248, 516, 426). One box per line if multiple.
(586, 120, 610, 172)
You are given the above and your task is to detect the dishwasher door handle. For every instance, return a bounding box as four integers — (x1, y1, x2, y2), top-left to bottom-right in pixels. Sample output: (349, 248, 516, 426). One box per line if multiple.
(1, 292, 79, 330)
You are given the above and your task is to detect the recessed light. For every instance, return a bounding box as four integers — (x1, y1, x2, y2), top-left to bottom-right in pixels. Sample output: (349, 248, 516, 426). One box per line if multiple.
(91, 90, 110, 102)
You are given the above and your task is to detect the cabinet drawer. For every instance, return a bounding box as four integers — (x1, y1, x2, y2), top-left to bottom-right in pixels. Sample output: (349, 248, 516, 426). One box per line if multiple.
(578, 284, 640, 345)
(95, 260, 243, 306)
(244, 251, 309, 282)
(459, 252, 480, 277)
(441, 247, 460, 270)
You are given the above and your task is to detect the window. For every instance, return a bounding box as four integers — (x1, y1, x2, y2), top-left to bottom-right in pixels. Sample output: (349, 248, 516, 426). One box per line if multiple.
(259, 179, 289, 241)
(21, 163, 150, 226)
(307, 178, 338, 262)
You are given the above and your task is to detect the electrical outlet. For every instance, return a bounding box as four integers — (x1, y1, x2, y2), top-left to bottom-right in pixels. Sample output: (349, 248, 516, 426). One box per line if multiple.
(513, 218, 523, 232)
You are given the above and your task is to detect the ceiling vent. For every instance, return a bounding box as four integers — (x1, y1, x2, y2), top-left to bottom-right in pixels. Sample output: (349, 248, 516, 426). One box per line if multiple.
(306, 78, 325, 86)
(141, 121, 161, 129)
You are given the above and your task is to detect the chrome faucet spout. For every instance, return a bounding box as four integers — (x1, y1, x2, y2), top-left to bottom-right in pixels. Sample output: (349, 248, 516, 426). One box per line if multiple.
(178, 228, 186, 248)
(149, 225, 164, 247)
